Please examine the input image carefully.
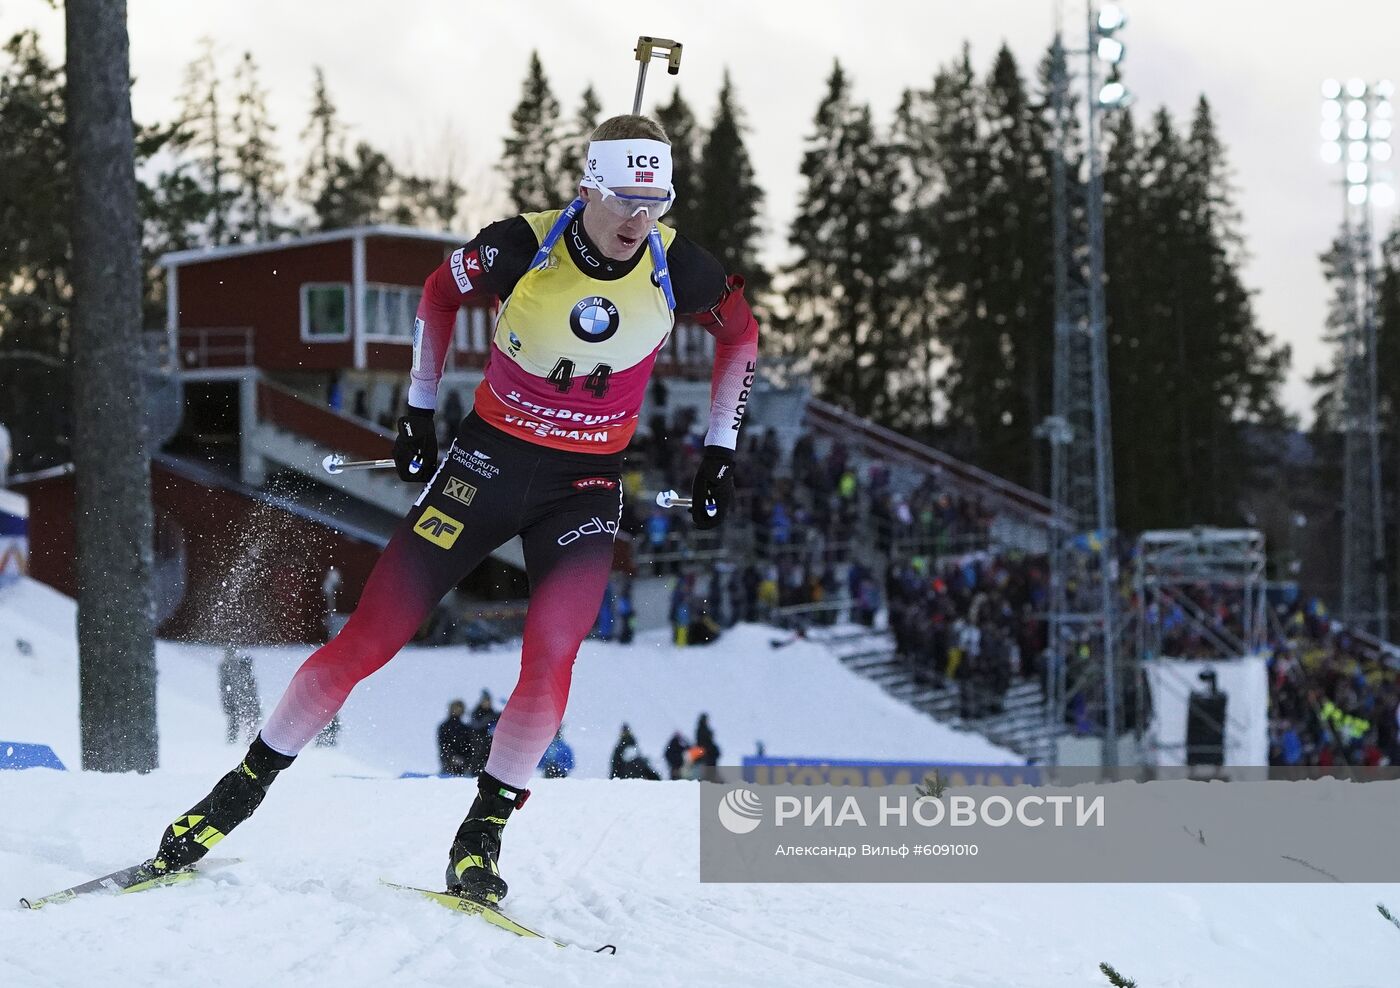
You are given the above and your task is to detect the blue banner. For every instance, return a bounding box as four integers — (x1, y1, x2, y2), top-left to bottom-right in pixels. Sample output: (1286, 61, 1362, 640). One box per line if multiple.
(741, 757, 1041, 788)
(0, 742, 66, 771)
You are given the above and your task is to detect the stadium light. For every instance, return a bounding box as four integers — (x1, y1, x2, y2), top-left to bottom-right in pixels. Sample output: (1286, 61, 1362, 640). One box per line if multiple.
(1322, 120, 1343, 142)
(1323, 79, 1343, 100)
(1347, 78, 1368, 98)
(1099, 79, 1130, 108)
(1322, 142, 1343, 164)
(1097, 4, 1126, 32)
(1374, 142, 1393, 162)
(1350, 184, 1369, 205)
(1097, 37, 1124, 64)
(1348, 161, 1369, 184)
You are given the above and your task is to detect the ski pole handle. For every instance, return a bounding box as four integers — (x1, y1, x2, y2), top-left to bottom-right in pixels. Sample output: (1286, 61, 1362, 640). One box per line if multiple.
(655, 489, 692, 509)
(322, 454, 396, 476)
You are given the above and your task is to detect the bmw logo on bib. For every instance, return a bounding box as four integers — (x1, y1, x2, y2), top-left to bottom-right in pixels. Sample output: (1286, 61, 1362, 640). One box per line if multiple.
(569, 296, 620, 343)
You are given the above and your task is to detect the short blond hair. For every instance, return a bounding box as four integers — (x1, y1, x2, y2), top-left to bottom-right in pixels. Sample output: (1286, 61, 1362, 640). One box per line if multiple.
(590, 114, 669, 145)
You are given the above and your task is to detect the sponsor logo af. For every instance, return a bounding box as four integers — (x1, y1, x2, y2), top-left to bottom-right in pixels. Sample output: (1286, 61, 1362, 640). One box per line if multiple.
(450, 445, 501, 479)
(415, 506, 463, 549)
(443, 477, 477, 507)
(556, 516, 619, 546)
(507, 330, 523, 357)
(449, 248, 473, 293)
(572, 477, 618, 491)
(481, 245, 499, 270)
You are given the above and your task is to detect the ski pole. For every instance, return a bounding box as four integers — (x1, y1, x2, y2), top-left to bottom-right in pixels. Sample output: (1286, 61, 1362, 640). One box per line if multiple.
(322, 454, 397, 476)
(632, 36, 683, 114)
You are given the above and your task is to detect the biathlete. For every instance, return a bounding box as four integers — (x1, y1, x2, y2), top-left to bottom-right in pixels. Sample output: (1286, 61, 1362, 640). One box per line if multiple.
(145, 113, 760, 904)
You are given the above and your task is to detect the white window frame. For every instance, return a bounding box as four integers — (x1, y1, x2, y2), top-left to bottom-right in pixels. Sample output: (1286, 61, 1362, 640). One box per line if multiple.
(300, 283, 351, 342)
(362, 282, 422, 344)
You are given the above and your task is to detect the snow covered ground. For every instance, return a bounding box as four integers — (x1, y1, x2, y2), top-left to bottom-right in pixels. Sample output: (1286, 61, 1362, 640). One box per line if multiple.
(4, 577, 1400, 986)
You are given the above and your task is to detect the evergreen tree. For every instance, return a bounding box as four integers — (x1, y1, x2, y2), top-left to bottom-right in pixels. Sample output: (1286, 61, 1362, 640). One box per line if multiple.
(938, 45, 1055, 488)
(692, 72, 768, 300)
(320, 141, 397, 227)
(1104, 99, 1288, 530)
(230, 52, 284, 242)
(0, 31, 72, 471)
(784, 62, 906, 425)
(554, 83, 601, 203)
(299, 66, 347, 230)
(501, 51, 561, 213)
(654, 88, 703, 236)
(175, 38, 234, 244)
(917, 47, 992, 453)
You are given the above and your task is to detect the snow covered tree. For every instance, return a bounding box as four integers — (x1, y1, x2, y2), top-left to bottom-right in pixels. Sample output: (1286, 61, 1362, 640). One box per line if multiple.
(501, 52, 561, 213)
(65, 0, 159, 772)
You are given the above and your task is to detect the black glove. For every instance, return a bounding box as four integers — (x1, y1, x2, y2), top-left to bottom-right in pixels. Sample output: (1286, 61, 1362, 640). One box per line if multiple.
(393, 406, 438, 481)
(689, 445, 735, 530)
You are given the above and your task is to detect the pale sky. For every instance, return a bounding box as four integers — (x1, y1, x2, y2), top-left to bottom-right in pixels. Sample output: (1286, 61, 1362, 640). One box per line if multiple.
(5, 0, 1399, 424)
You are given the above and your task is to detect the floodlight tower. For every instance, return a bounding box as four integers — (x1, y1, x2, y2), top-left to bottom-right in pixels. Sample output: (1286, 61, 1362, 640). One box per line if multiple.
(1044, 1, 1131, 767)
(1321, 78, 1393, 639)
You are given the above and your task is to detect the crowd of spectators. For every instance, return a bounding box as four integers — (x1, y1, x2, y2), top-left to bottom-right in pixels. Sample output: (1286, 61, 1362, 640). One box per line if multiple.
(1266, 601, 1400, 767)
(887, 552, 1050, 719)
(435, 699, 720, 782)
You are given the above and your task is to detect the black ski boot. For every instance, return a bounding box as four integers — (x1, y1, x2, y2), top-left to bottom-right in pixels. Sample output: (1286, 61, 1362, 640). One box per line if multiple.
(446, 772, 530, 904)
(150, 734, 295, 875)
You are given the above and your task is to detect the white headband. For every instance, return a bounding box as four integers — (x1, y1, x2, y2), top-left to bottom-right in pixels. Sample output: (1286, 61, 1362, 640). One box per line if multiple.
(581, 138, 673, 193)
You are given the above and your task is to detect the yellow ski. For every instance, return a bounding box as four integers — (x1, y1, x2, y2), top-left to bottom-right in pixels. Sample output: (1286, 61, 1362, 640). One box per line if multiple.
(20, 857, 241, 909)
(380, 880, 615, 953)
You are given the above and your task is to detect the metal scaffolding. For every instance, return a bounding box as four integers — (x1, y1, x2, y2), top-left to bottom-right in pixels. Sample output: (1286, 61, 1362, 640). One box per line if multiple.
(1043, 2, 1128, 766)
(1322, 79, 1390, 640)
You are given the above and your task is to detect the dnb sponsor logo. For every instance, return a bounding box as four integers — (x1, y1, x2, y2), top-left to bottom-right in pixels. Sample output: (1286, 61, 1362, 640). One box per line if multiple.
(443, 477, 477, 507)
(415, 506, 462, 549)
(556, 516, 618, 546)
(449, 248, 475, 293)
(572, 477, 618, 491)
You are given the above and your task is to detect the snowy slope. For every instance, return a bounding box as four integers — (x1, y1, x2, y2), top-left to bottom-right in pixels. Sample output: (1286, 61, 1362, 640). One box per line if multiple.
(0, 576, 1021, 776)
(5, 578, 1400, 987)
(4, 771, 1400, 988)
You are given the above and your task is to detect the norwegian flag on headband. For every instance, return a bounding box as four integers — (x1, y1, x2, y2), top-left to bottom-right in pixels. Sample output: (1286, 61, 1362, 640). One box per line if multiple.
(635, 170, 655, 184)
